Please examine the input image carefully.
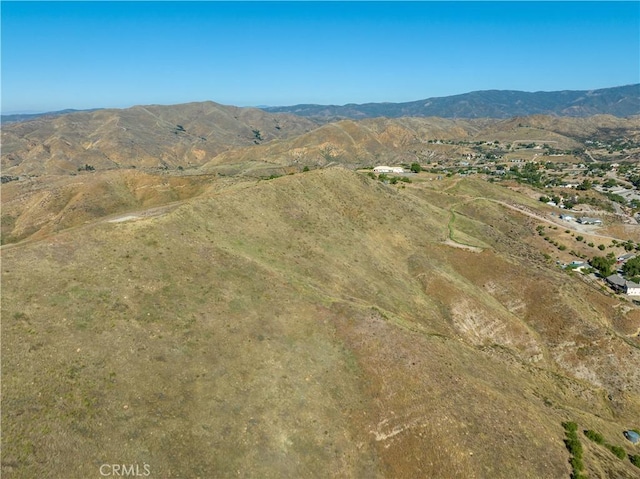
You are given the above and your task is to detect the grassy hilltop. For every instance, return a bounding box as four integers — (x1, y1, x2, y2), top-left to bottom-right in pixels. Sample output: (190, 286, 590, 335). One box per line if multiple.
(3, 167, 639, 478)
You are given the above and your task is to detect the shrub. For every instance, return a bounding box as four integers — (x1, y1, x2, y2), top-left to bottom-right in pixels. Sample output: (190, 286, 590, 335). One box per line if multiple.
(565, 437, 583, 459)
(630, 454, 640, 468)
(584, 429, 604, 444)
(606, 444, 626, 460)
(562, 421, 586, 477)
(569, 456, 584, 472)
(576, 236, 584, 242)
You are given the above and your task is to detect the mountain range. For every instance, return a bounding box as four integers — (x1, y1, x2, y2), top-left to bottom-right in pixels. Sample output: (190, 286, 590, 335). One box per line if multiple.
(3, 85, 638, 127)
(263, 84, 640, 119)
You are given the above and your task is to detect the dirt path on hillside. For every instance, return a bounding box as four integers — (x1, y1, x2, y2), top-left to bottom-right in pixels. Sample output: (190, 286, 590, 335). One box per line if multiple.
(488, 199, 631, 242)
(443, 238, 483, 252)
(0, 201, 185, 251)
(105, 203, 178, 223)
(444, 200, 484, 252)
(437, 190, 632, 254)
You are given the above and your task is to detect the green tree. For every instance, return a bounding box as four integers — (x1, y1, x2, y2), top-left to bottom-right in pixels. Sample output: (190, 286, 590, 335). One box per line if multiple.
(576, 179, 592, 191)
(589, 256, 615, 277)
(622, 256, 640, 277)
(252, 129, 263, 141)
(410, 163, 422, 173)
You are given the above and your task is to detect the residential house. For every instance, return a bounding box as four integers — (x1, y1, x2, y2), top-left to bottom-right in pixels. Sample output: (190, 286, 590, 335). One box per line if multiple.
(577, 217, 603, 225)
(373, 166, 404, 174)
(605, 274, 640, 296)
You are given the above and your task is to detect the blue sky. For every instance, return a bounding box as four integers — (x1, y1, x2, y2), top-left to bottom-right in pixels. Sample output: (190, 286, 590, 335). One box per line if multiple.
(1, 1, 639, 113)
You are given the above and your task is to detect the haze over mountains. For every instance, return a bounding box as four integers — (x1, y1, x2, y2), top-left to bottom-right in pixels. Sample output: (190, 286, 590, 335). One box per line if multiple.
(2, 86, 640, 478)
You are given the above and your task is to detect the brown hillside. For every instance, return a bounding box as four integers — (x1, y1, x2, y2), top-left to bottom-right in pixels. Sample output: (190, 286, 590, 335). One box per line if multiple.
(1, 169, 229, 244)
(202, 117, 496, 173)
(4, 104, 640, 181)
(3, 168, 639, 478)
(1, 102, 318, 175)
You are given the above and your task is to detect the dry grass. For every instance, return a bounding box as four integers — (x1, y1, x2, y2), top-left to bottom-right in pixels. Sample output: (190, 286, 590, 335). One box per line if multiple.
(2, 168, 639, 478)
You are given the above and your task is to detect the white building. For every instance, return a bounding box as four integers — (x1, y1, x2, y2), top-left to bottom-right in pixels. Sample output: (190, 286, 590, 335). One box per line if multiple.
(373, 166, 404, 174)
(577, 217, 603, 225)
(627, 283, 640, 296)
(623, 273, 640, 296)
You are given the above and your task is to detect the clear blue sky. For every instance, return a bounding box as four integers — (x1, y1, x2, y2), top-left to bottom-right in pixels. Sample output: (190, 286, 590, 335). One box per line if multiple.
(2, 1, 639, 113)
